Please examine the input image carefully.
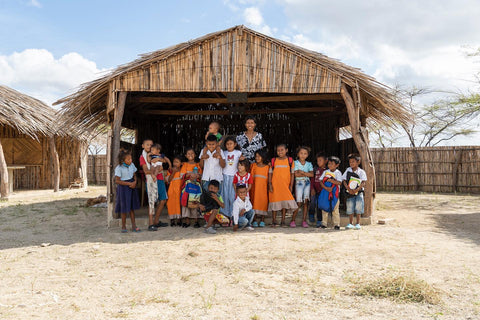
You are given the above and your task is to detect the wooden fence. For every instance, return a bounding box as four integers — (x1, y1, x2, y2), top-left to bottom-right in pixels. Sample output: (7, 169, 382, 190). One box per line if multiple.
(88, 155, 107, 185)
(371, 146, 480, 193)
(89, 146, 480, 193)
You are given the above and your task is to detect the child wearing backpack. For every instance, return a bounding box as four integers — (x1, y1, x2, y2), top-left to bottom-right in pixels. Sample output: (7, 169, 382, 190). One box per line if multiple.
(166, 156, 183, 227)
(318, 156, 342, 230)
(342, 153, 367, 230)
(268, 144, 298, 228)
(180, 167, 203, 228)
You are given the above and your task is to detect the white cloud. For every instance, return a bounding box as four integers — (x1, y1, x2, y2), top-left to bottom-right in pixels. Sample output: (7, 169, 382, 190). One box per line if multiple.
(243, 6, 273, 35)
(0, 49, 105, 106)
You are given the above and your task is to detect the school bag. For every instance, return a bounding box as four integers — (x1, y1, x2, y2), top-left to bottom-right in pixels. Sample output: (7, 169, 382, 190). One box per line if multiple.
(180, 180, 202, 209)
(343, 170, 363, 198)
(317, 175, 339, 213)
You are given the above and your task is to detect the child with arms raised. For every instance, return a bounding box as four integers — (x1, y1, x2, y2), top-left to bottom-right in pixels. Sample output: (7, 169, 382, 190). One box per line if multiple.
(290, 146, 314, 228)
(115, 150, 140, 233)
(268, 144, 298, 227)
(342, 153, 367, 230)
(250, 149, 269, 227)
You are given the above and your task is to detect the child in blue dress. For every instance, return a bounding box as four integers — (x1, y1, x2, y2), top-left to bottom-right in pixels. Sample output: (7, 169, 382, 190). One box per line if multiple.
(115, 149, 141, 233)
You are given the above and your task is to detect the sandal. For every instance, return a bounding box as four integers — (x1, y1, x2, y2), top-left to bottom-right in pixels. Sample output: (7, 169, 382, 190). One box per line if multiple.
(280, 221, 287, 228)
(271, 222, 278, 228)
(131, 227, 141, 233)
(121, 229, 128, 233)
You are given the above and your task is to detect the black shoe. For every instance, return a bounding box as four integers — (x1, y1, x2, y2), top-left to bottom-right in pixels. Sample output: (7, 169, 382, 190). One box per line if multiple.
(170, 221, 175, 227)
(176, 221, 183, 227)
(321, 225, 327, 229)
(183, 223, 190, 228)
(155, 221, 168, 228)
(334, 226, 340, 230)
(148, 225, 158, 231)
(194, 222, 200, 228)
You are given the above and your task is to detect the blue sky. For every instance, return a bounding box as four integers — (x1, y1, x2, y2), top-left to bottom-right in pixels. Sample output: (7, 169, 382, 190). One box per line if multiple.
(1, 0, 480, 145)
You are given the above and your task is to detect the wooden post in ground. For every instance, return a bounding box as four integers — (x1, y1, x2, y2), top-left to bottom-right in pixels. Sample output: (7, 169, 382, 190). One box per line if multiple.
(49, 135, 60, 192)
(0, 138, 9, 199)
(106, 90, 127, 227)
(340, 83, 376, 220)
(80, 140, 89, 188)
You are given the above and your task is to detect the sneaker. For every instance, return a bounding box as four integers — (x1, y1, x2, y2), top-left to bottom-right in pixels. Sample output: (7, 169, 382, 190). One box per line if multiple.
(316, 221, 322, 228)
(289, 221, 296, 228)
(205, 226, 217, 234)
(308, 213, 315, 223)
(334, 225, 340, 230)
(355, 224, 361, 230)
(194, 222, 201, 228)
(345, 224, 354, 230)
(245, 226, 254, 231)
(155, 221, 169, 228)
(252, 221, 259, 228)
(302, 221, 309, 228)
(259, 221, 265, 228)
(148, 225, 158, 231)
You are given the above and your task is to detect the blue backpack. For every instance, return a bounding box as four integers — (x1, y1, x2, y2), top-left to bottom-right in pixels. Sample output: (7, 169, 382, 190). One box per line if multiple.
(317, 179, 339, 213)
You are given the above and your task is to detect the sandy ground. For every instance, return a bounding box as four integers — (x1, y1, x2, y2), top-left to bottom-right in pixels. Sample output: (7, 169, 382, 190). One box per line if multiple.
(1, 187, 480, 320)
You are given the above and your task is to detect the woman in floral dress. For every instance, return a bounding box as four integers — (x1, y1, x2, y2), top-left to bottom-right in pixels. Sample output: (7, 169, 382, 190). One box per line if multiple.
(236, 117, 267, 163)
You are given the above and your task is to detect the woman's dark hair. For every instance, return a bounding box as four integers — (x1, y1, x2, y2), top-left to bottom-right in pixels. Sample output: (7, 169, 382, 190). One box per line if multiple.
(255, 148, 269, 165)
(117, 149, 131, 164)
(238, 159, 250, 172)
(244, 116, 256, 124)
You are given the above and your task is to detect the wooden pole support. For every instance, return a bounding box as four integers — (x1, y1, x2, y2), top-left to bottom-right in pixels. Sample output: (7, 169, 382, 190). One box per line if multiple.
(80, 140, 89, 189)
(340, 83, 376, 218)
(49, 136, 60, 193)
(0, 138, 9, 199)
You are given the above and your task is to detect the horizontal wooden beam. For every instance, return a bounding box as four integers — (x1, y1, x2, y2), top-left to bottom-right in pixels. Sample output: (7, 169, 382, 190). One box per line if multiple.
(142, 107, 337, 116)
(131, 93, 342, 104)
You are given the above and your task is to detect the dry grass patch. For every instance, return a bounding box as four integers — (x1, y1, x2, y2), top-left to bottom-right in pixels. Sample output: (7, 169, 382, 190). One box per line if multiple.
(351, 271, 441, 304)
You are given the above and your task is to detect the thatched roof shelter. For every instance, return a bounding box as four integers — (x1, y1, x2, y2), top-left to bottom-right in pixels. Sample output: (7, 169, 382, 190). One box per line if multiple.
(55, 25, 409, 225)
(0, 85, 87, 199)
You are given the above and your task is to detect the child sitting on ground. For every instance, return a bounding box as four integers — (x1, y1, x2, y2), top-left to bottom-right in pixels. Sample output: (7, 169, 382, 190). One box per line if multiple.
(115, 149, 140, 233)
(199, 134, 226, 193)
(318, 156, 343, 230)
(310, 153, 328, 227)
(342, 153, 367, 230)
(199, 180, 226, 235)
(232, 184, 255, 231)
(291, 146, 314, 228)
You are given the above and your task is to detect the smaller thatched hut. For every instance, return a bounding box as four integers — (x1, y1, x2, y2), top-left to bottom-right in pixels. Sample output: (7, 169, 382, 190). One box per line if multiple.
(0, 85, 87, 199)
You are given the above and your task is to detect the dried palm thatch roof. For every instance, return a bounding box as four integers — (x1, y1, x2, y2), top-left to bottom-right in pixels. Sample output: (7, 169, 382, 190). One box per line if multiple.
(55, 25, 409, 131)
(0, 85, 59, 139)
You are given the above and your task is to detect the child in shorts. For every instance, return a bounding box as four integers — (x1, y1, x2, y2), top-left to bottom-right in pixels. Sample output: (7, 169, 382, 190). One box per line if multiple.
(342, 153, 367, 230)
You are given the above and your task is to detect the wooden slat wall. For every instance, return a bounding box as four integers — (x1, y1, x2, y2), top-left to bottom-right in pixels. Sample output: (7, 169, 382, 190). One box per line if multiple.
(371, 146, 480, 193)
(0, 126, 82, 190)
(114, 32, 341, 94)
(87, 155, 107, 185)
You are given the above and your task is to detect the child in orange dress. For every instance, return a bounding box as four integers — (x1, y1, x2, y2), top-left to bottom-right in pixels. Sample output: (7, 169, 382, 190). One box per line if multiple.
(250, 149, 269, 228)
(268, 144, 298, 227)
(166, 156, 183, 227)
(181, 148, 203, 179)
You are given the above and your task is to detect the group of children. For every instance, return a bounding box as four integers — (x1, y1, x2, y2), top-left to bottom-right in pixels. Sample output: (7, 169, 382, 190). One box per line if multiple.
(114, 122, 368, 234)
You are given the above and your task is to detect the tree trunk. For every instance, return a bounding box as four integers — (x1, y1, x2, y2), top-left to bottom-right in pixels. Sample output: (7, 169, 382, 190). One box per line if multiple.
(49, 136, 60, 192)
(80, 140, 88, 188)
(0, 138, 9, 199)
(341, 83, 376, 218)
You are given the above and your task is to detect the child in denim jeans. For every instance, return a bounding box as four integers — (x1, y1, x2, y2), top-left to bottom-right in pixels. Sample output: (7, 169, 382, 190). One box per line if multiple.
(342, 153, 367, 230)
(291, 146, 314, 228)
